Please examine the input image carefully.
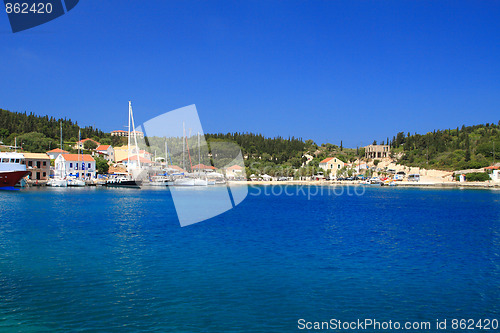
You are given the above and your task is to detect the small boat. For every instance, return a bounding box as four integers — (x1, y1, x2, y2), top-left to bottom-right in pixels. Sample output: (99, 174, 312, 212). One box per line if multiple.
(67, 177, 85, 187)
(48, 178, 68, 187)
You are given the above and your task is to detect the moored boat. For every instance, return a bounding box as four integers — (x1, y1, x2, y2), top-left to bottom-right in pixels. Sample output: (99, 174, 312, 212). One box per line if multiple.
(0, 152, 30, 190)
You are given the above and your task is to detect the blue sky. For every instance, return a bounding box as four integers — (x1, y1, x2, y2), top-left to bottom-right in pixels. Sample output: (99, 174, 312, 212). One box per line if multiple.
(1, 1, 499, 147)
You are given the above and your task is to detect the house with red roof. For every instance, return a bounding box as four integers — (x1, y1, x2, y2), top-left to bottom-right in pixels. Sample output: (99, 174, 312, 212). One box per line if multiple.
(54, 154, 96, 179)
(94, 145, 115, 162)
(319, 157, 345, 173)
(225, 164, 244, 179)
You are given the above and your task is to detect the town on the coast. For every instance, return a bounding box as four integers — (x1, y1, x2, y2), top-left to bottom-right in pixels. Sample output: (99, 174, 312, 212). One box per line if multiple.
(0, 107, 499, 189)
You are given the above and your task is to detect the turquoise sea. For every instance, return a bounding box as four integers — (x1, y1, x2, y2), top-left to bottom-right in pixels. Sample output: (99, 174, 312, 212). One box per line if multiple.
(0, 186, 499, 332)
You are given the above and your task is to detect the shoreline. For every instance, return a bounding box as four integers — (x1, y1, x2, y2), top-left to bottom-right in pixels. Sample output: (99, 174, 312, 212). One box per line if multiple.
(240, 180, 500, 189)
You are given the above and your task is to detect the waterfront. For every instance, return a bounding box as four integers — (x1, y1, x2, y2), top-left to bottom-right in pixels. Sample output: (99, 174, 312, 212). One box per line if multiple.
(0, 186, 499, 332)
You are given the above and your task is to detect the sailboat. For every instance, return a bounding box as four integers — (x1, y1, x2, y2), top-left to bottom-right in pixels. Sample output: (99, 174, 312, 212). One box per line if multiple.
(49, 122, 68, 187)
(193, 132, 208, 186)
(173, 122, 196, 186)
(67, 129, 86, 187)
(105, 101, 143, 188)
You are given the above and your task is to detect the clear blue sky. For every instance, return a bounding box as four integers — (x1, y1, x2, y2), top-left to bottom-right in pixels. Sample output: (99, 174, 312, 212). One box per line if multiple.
(1, 1, 499, 147)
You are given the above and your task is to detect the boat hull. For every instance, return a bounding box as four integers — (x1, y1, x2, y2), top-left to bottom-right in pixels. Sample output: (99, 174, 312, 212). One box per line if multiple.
(105, 180, 142, 188)
(0, 170, 30, 189)
(173, 178, 195, 186)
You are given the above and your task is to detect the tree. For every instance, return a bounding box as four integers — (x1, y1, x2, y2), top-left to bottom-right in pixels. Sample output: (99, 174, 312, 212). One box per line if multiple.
(95, 157, 109, 174)
(372, 140, 377, 145)
(84, 140, 98, 150)
(340, 140, 343, 151)
(373, 159, 380, 166)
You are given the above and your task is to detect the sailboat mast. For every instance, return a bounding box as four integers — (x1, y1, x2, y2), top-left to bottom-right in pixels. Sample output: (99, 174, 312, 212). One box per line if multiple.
(198, 132, 201, 174)
(128, 101, 131, 172)
(60, 122, 63, 150)
(78, 129, 81, 178)
(129, 102, 141, 169)
(182, 122, 185, 171)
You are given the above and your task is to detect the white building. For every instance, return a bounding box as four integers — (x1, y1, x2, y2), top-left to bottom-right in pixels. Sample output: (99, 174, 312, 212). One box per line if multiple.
(94, 145, 115, 162)
(55, 154, 96, 179)
(110, 130, 144, 139)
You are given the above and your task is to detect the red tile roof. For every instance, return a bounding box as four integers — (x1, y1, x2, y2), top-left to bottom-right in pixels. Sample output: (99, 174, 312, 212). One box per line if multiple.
(47, 148, 69, 153)
(77, 138, 100, 145)
(60, 154, 95, 162)
(96, 145, 111, 151)
(320, 157, 335, 163)
(192, 163, 216, 170)
(226, 165, 243, 170)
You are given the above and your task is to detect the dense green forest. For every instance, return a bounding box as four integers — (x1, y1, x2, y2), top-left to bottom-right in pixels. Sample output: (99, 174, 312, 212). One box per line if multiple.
(387, 122, 500, 170)
(1, 108, 498, 173)
(0, 108, 125, 152)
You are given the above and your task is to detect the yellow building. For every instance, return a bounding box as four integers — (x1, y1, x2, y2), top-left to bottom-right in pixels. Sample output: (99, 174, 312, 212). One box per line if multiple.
(114, 146, 152, 163)
(319, 157, 345, 173)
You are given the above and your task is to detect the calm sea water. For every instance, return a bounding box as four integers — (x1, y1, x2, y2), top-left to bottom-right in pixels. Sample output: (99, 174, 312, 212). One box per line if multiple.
(0, 186, 498, 332)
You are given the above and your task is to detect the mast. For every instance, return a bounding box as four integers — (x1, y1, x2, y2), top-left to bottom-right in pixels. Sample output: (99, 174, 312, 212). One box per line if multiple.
(130, 102, 141, 169)
(182, 122, 185, 171)
(60, 122, 63, 150)
(78, 129, 81, 178)
(128, 101, 131, 172)
(198, 132, 201, 175)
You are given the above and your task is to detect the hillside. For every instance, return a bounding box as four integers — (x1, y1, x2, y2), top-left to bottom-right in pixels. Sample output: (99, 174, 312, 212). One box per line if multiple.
(385, 122, 500, 170)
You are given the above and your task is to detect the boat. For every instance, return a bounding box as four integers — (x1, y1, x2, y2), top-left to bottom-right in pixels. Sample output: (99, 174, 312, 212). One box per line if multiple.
(194, 178, 208, 186)
(48, 123, 69, 187)
(0, 152, 30, 190)
(67, 177, 85, 187)
(105, 174, 142, 188)
(173, 177, 195, 186)
(48, 178, 68, 187)
(105, 101, 143, 188)
(146, 175, 172, 186)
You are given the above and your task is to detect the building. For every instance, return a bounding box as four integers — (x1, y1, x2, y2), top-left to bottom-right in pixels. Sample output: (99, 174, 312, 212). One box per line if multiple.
(23, 153, 50, 181)
(319, 157, 345, 173)
(74, 138, 100, 150)
(118, 155, 153, 169)
(46, 148, 69, 160)
(54, 154, 96, 179)
(225, 164, 244, 179)
(94, 145, 115, 162)
(110, 130, 144, 139)
(114, 145, 152, 163)
(364, 144, 390, 159)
